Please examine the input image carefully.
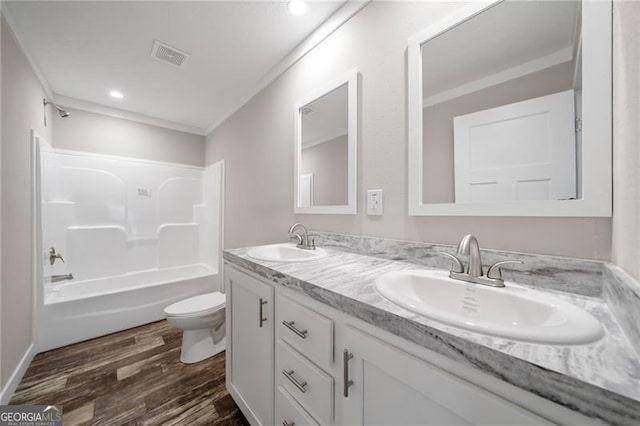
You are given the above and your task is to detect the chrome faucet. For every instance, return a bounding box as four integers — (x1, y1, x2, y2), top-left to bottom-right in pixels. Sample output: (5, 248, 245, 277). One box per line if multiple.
(48, 247, 65, 265)
(288, 223, 315, 250)
(456, 234, 483, 277)
(440, 234, 522, 288)
(50, 273, 73, 283)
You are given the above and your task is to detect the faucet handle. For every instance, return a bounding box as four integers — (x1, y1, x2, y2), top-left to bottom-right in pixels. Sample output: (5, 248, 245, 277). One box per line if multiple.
(49, 247, 65, 265)
(486, 260, 523, 280)
(439, 252, 464, 273)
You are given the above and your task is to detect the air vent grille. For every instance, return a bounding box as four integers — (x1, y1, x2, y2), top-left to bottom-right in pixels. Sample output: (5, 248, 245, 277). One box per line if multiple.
(150, 40, 189, 68)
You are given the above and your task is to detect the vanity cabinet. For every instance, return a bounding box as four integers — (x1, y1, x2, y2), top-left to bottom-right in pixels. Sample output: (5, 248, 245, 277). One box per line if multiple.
(225, 263, 593, 426)
(341, 326, 549, 425)
(225, 266, 274, 426)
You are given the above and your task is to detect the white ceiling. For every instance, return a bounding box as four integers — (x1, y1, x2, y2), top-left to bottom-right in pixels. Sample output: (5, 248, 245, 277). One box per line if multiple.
(421, 0, 580, 99)
(3, 0, 354, 135)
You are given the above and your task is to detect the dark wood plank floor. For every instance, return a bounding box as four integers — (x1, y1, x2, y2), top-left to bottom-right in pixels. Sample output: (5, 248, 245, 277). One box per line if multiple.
(10, 321, 248, 426)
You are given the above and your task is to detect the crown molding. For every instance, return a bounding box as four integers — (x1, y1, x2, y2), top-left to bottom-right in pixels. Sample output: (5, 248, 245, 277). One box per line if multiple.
(1, 10, 54, 99)
(54, 95, 207, 136)
(423, 47, 573, 108)
(302, 130, 347, 150)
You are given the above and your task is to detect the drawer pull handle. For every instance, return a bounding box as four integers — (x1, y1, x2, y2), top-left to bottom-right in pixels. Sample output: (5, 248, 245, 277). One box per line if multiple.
(282, 320, 308, 339)
(343, 349, 354, 397)
(259, 298, 268, 328)
(283, 421, 295, 426)
(282, 369, 308, 393)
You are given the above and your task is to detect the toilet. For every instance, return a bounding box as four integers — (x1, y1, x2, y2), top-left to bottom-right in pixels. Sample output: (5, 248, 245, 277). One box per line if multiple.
(164, 292, 226, 364)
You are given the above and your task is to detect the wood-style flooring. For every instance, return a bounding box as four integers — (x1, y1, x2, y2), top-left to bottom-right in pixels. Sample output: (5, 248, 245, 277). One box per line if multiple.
(10, 320, 248, 426)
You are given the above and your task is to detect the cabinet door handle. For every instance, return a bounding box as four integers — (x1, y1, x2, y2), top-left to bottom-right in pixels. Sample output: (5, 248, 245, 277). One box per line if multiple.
(259, 298, 268, 327)
(283, 421, 295, 426)
(282, 369, 308, 393)
(282, 320, 308, 339)
(343, 349, 354, 397)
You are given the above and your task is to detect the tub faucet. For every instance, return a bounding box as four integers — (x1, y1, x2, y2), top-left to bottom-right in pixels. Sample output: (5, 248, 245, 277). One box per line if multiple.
(48, 247, 65, 265)
(288, 223, 315, 250)
(441, 234, 522, 288)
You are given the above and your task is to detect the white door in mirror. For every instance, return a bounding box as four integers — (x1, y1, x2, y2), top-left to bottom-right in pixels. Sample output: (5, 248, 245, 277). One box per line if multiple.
(453, 90, 576, 203)
(367, 189, 383, 215)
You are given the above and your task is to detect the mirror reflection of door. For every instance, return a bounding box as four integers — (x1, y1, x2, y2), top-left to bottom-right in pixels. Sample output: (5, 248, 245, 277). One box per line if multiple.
(300, 84, 349, 207)
(421, 0, 582, 204)
(299, 173, 314, 207)
(453, 90, 576, 203)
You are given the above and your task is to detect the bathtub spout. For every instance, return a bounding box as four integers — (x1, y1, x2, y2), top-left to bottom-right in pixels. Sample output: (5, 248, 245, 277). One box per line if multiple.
(50, 273, 74, 283)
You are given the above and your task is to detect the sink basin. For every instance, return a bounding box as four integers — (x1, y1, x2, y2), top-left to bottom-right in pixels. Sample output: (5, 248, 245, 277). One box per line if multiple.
(374, 270, 604, 345)
(247, 243, 327, 263)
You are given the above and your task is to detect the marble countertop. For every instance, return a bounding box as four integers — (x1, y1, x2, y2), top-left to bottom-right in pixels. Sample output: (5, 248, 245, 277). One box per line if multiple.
(224, 245, 640, 425)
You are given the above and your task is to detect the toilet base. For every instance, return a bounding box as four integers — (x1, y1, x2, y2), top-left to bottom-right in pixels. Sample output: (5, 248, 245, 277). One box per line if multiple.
(180, 329, 225, 364)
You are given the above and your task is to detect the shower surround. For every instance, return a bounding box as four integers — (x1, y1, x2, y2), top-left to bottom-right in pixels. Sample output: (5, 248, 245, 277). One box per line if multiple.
(36, 142, 223, 351)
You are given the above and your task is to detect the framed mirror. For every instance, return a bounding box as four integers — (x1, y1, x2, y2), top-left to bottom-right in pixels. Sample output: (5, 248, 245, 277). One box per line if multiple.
(408, 0, 611, 216)
(294, 70, 358, 214)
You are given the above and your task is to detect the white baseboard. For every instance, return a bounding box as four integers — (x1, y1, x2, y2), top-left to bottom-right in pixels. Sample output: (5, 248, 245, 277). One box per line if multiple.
(0, 344, 36, 404)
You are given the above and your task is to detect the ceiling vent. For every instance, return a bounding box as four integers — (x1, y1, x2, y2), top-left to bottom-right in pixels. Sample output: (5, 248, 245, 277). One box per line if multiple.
(301, 106, 315, 116)
(150, 40, 189, 68)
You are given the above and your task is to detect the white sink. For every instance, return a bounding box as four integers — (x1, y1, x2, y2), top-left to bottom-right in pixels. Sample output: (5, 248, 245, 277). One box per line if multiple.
(374, 270, 604, 345)
(247, 243, 327, 263)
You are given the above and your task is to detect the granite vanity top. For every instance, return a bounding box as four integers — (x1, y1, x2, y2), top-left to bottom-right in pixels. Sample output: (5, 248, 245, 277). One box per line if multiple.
(224, 244, 640, 425)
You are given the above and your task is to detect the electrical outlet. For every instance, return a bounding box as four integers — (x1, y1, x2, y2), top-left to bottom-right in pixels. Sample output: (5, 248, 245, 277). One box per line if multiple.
(367, 189, 383, 215)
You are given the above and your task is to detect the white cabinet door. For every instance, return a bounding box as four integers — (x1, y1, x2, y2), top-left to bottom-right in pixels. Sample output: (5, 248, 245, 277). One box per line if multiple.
(454, 89, 576, 203)
(341, 326, 549, 425)
(225, 266, 274, 426)
(299, 173, 314, 207)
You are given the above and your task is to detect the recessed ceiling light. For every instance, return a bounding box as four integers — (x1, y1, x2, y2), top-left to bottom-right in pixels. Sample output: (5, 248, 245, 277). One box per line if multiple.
(288, 0, 307, 16)
(109, 90, 124, 99)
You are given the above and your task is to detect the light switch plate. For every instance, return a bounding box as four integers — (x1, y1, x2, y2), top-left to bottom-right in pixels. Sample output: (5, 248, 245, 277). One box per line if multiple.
(367, 189, 383, 215)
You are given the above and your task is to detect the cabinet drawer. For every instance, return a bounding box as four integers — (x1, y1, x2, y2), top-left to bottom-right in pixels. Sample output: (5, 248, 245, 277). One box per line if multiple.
(276, 295, 333, 368)
(275, 386, 319, 426)
(276, 340, 333, 425)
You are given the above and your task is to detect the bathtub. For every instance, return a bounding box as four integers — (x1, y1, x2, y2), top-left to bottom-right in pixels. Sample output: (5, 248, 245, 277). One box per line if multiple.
(38, 264, 218, 352)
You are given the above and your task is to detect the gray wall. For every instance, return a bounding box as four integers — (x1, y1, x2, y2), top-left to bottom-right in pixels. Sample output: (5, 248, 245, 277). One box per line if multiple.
(301, 135, 348, 206)
(206, 1, 611, 259)
(1, 18, 53, 387)
(206, 78, 293, 249)
(53, 108, 206, 166)
(422, 62, 575, 203)
(612, 1, 640, 281)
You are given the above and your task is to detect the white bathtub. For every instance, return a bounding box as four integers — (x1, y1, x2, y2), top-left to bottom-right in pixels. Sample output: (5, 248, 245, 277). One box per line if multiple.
(38, 264, 218, 351)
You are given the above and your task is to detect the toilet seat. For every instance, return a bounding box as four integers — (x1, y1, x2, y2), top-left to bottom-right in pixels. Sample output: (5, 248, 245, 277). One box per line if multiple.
(164, 292, 225, 317)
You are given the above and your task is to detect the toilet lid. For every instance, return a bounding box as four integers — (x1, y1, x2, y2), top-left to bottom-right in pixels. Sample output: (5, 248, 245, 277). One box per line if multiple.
(164, 292, 225, 317)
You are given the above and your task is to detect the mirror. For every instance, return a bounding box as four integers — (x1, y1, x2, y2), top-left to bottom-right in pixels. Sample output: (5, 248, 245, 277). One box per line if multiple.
(408, 0, 611, 216)
(294, 71, 358, 214)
